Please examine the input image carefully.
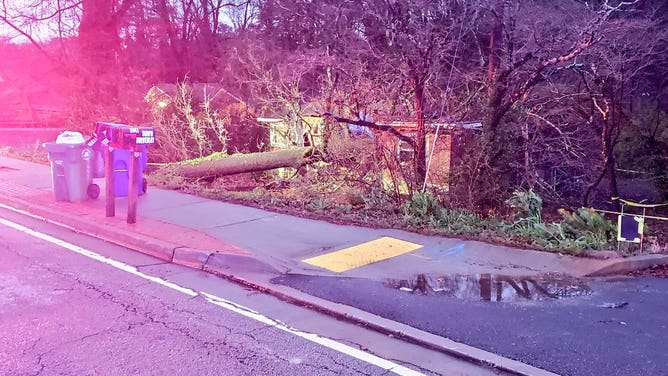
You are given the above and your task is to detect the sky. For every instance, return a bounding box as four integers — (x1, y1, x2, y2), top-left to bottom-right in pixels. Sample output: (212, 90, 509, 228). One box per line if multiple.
(1, 1, 244, 44)
(0, 0, 79, 43)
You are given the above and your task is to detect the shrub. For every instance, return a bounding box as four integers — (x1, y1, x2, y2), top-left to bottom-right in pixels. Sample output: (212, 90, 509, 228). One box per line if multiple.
(506, 188, 542, 224)
(520, 208, 616, 253)
(403, 192, 443, 222)
(438, 208, 488, 235)
(403, 192, 490, 234)
(558, 207, 616, 247)
(503, 189, 615, 253)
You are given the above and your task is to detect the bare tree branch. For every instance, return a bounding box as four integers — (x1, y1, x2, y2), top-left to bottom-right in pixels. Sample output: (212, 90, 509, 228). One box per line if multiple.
(322, 113, 417, 147)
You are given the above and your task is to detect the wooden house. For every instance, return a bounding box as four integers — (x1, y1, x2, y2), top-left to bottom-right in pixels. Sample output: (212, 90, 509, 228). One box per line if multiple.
(257, 113, 481, 188)
(256, 115, 325, 150)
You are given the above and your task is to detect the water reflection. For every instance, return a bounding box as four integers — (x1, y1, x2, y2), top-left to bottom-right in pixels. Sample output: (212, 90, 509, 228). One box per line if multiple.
(389, 273, 592, 302)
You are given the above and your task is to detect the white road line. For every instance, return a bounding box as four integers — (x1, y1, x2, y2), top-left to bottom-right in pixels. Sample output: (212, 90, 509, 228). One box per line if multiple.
(0, 217, 425, 376)
(0, 217, 198, 296)
(201, 292, 424, 376)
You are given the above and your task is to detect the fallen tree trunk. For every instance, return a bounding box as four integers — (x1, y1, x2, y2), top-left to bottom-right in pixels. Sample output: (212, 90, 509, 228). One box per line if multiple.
(167, 147, 313, 179)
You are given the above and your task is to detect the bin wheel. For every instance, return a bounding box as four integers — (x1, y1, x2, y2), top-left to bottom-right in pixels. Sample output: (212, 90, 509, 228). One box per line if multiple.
(87, 183, 100, 199)
(142, 177, 148, 193)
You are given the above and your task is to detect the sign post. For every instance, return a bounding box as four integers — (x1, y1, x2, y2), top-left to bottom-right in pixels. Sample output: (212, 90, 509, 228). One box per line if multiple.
(613, 197, 668, 253)
(105, 145, 115, 217)
(127, 147, 139, 224)
(102, 123, 155, 224)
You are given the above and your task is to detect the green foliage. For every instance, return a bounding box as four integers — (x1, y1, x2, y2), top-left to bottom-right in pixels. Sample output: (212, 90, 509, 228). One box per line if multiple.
(437, 208, 488, 235)
(403, 192, 490, 234)
(307, 197, 328, 212)
(505, 188, 551, 244)
(506, 189, 542, 223)
(558, 207, 616, 245)
(359, 185, 395, 209)
(403, 192, 442, 220)
(515, 208, 616, 254)
(502, 190, 615, 253)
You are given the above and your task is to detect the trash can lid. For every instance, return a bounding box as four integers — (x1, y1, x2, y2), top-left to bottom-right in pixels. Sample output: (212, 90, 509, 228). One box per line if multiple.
(56, 131, 85, 144)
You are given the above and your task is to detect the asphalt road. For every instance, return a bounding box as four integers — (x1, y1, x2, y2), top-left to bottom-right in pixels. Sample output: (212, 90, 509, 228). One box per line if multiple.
(0, 228, 375, 375)
(273, 273, 668, 376)
(0, 209, 497, 376)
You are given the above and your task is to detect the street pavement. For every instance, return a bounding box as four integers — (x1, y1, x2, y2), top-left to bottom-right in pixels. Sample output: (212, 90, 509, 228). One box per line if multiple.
(0, 221, 360, 375)
(273, 273, 668, 376)
(1, 154, 667, 375)
(0, 212, 429, 376)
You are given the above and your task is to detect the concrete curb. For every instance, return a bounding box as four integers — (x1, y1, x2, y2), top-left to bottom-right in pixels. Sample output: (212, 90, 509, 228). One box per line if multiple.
(172, 247, 213, 269)
(202, 268, 558, 376)
(0, 193, 176, 262)
(586, 254, 668, 277)
(204, 253, 283, 275)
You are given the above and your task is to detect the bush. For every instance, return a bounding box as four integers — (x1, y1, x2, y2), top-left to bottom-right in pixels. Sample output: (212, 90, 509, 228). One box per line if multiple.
(558, 207, 616, 247)
(502, 190, 616, 253)
(403, 192, 490, 234)
(437, 208, 488, 235)
(403, 192, 442, 222)
(517, 208, 616, 253)
(506, 188, 542, 224)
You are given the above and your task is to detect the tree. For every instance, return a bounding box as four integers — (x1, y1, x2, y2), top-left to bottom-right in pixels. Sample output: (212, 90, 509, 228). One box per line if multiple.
(256, 0, 479, 185)
(225, 0, 260, 32)
(166, 146, 313, 178)
(357, 0, 483, 185)
(573, 4, 667, 207)
(477, 0, 642, 205)
(78, 0, 138, 101)
(0, 0, 79, 53)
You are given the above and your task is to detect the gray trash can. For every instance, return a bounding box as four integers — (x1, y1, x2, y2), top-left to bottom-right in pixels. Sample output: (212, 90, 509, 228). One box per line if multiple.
(44, 131, 100, 202)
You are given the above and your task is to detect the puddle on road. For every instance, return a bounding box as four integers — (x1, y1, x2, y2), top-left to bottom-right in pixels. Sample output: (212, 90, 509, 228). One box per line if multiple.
(387, 273, 592, 302)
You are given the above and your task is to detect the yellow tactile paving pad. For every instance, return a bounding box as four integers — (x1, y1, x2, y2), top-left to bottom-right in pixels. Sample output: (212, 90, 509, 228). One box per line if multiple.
(302, 237, 423, 273)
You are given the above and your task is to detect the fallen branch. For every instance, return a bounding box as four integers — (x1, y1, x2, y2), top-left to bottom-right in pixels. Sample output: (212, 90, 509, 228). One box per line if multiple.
(166, 147, 314, 179)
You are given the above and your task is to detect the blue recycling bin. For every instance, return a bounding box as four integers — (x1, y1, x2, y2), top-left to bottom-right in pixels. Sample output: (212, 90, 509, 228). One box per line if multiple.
(112, 145, 148, 197)
(87, 122, 148, 197)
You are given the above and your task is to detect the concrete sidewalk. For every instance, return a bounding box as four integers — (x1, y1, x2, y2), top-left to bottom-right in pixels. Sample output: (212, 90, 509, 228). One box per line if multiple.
(1, 154, 666, 375)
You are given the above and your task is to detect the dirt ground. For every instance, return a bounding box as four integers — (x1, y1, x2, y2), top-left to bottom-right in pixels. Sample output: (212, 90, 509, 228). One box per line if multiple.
(628, 263, 668, 278)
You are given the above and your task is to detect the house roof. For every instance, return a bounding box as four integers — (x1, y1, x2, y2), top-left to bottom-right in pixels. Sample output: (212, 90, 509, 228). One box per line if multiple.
(257, 114, 483, 131)
(386, 121, 483, 131)
(145, 83, 244, 106)
(256, 117, 284, 123)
